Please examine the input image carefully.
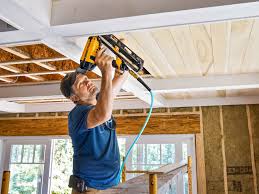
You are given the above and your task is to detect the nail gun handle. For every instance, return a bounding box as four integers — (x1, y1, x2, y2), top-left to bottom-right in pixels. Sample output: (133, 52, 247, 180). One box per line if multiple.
(112, 60, 127, 73)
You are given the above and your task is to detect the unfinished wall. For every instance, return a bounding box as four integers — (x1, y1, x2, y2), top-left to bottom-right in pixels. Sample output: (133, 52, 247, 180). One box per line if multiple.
(0, 108, 200, 136)
(249, 105, 259, 192)
(202, 107, 225, 194)
(0, 140, 3, 191)
(198, 105, 258, 194)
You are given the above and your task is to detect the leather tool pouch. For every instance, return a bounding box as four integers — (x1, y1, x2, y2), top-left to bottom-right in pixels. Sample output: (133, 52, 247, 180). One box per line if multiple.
(68, 175, 87, 193)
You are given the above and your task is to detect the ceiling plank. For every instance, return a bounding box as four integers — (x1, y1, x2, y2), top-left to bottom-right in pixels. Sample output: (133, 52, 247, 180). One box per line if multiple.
(211, 21, 231, 74)
(129, 31, 177, 77)
(228, 19, 254, 73)
(243, 19, 259, 73)
(170, 26, 202, 75)
(119, 33, 164, 77)
(190, 24, 213, 75)
(151, 29, 186, 76)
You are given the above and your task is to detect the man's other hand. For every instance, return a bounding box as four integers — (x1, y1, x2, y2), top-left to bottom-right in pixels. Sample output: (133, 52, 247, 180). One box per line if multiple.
(95, 48, 113, 75)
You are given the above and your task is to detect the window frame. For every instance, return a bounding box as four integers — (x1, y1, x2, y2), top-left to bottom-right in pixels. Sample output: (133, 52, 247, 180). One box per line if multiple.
(118, 134, 197, 194)
(1, 134, 197, 194)
(3, 138, 52, 194)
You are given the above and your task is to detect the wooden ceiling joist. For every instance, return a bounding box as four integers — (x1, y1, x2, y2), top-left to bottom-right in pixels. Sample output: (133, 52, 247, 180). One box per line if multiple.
(0, 47, 44, 81)
(0, 46, 71, 83)
(0, 47, 31, 58)
(0, 56, 68, 66)
(0, 77, 15, 83)
(0, 65, 44, 81)
(1, 47, 66, 76)
(0, 69, 74, 78)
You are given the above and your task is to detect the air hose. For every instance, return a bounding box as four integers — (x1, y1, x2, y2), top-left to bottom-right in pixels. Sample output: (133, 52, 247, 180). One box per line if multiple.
(117, 89, 154, 183)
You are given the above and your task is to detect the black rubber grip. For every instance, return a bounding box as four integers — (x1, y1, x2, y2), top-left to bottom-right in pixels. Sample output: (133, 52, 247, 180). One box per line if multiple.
(137, 77, 151, 92)
(112, 60, 118, 69)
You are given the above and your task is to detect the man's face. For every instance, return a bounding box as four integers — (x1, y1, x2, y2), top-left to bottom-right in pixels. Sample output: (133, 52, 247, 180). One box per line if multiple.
(71, 74, 98, 103)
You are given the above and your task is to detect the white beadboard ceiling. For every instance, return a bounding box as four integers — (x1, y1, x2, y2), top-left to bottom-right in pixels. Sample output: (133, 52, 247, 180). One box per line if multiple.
(114, 17, 259, 100)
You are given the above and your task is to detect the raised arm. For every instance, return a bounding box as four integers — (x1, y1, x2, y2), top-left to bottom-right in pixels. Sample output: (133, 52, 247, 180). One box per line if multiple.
(112, 70, 129, 99)
(87, 48, 114, 128)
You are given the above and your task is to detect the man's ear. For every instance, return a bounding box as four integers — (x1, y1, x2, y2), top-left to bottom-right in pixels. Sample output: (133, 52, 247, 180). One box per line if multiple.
(70, 94, 79, 103)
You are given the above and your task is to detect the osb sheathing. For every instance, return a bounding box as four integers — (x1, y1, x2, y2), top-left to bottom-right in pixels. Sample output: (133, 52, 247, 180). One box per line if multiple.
(0, 44, 99, 84)
(202, 105, 257, 194)
(202, 106, 225, 194)
(249, 105, 259, 192)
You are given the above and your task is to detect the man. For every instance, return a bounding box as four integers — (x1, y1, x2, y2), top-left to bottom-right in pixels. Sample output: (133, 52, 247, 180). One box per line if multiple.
(60, 48, 128, 193)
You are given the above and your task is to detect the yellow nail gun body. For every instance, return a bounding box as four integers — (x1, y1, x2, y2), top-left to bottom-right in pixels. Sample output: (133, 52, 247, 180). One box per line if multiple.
(77, 34, 150, 91)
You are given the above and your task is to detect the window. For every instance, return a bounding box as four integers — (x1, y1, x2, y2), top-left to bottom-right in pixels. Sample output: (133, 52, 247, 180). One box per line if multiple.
(2, 135, 196, 193)
(50, 139, 73, 194)
(122, 135, 195, 193)
(131, 144, 175, 171)
(4, 140, 51, 194)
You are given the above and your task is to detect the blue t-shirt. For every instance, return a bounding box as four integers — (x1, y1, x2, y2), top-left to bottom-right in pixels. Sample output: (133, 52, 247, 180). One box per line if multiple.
(68, 104, 120, 190)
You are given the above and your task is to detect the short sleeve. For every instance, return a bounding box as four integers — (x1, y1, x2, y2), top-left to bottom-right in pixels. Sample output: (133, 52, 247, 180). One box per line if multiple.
(68, 105, 94, 137)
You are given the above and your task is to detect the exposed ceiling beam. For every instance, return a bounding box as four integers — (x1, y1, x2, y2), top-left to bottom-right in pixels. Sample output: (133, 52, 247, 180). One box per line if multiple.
(0, 101, 25, 112)
(0, 70, 74, 78)
(51, 1, 259, 37)
(1, 73, 259, 100)
(0, 0, 44, 31)
(0, 77, 15, 83)
(23, 99, 149, 113)
(0, 57, 68, 66)
(0, 82, 79, 101)
(145, 73, 259, 93)
(166, 96, 259, 107)
(3, 95, 259, 113)
(0, 30, 42, 47)
(0, 65, 44, 81)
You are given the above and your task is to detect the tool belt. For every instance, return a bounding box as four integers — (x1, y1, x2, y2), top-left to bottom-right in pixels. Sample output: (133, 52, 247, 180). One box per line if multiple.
(68, 175, 87, 193)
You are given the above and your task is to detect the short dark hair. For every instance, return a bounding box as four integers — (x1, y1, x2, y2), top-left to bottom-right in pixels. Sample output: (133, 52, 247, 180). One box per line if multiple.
(60, 72, 77, 98)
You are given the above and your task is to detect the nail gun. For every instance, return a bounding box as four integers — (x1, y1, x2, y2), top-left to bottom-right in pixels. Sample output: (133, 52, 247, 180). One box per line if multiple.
(76, 34, 151, 91)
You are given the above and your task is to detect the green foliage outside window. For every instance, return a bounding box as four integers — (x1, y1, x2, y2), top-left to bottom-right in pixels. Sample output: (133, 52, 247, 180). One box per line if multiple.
(51, 139, 73, 194)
